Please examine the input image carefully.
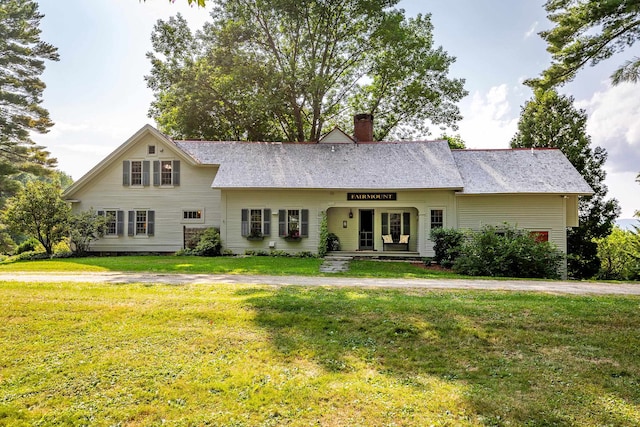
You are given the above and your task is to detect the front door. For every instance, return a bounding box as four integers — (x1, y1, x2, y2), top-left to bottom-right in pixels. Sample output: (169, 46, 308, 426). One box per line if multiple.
(359, 209, 374, 250)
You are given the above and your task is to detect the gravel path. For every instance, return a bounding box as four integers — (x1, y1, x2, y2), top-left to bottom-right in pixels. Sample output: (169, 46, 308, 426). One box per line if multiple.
(1, 272, 639, 295)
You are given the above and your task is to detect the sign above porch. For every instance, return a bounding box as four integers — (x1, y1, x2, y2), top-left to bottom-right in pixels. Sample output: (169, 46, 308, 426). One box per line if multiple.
(347, 192, 397, 201)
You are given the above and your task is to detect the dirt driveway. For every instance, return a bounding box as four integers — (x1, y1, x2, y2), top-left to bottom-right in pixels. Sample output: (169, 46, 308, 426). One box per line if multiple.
(1, 272, 639, 295)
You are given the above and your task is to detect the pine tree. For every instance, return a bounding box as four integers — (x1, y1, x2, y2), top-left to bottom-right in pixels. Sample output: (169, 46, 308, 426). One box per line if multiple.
(0, 0, 59, 200)
(511, 89, 620, 279)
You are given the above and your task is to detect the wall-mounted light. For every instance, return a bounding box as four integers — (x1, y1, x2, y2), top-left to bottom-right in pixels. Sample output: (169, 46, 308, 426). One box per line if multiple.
(343, 220, 347, 228)
(349, 209, 353, 219)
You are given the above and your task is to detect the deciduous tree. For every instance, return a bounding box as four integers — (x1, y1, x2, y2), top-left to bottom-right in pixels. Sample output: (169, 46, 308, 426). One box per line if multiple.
(3, 181, 69, 256)
(0, 0, 59, 198)
(529, 0, 640, 88)
(511, 89, 620, 279)
(146, 1, 467, 142)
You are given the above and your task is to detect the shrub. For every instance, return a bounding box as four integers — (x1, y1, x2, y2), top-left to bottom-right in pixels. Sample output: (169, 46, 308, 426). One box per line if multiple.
(453, 224, 564, 279)
(191, 228, 222, 256)
(429, 228, 464, 268)
(68, 209, 106, 255)
(15, 237, 43, 255)
(594, 227, 640, 281)
(296, 251, 316, 258)
(326, 233, 341, 252)
(318, 211, 329, 257)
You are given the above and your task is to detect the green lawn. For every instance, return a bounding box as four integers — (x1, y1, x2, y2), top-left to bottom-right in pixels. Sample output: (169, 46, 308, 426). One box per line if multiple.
(1, 281, 639, 426)
(0, 255, 464, 279)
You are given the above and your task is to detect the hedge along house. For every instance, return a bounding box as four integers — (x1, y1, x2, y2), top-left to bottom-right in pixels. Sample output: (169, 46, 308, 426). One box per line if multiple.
(63, 115, 593, 266)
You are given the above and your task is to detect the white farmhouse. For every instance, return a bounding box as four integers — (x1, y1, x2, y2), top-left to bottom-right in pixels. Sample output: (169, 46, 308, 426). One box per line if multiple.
(63, 115, 593, 270)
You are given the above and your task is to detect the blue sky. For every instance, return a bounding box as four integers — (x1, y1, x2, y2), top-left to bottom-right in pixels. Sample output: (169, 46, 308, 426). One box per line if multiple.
(35, 0, 640, 218)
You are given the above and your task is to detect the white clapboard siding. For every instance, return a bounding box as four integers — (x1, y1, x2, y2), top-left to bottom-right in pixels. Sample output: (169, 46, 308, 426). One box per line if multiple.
(456, 194, 568, 253)
(69, 133, 221, 252)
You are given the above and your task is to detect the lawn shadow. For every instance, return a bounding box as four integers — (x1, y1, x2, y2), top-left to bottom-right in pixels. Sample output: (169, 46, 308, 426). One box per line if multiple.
(238, 286, 640, 426)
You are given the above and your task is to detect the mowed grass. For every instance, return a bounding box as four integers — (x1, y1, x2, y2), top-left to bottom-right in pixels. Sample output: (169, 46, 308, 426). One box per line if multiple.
(0, 255, 464, 279)
(1, 281, 639, 426)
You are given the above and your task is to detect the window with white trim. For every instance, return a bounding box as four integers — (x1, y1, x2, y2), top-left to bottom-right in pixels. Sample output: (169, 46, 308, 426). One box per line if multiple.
(278, 209, 309, 238)
(131, 161, 142, 186)
(381, 211, 410, 241)
(123, 160, 150, 187)
(128, 210, 155, 236)
(153, 160, 180, 187)
(241, 208, 271, 237)
(183, 210, 203, 220)
(148, 145, 156, 155)
(430, 209, 444, 229)
(97, 210, 124, 236)
(161, 161, 173, 185)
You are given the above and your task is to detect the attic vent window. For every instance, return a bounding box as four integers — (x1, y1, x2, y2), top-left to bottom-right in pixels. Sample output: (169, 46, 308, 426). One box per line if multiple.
(148, 145, 156, 155)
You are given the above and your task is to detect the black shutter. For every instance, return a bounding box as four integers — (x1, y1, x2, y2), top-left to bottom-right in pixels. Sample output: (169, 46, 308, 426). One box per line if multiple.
(116, 211, 124, 236)
(301, 209, 309, 237)
(142, 161, 150, 186)
(128, 211, 135, 236)
(263, 209, 271, 236)
(123, 161, 130, 186)
(278, 210, 286, 236)
(153, 160, 160, 186)
(381, 213, 389, 235)
(147, 210, 155, 236)
(173, 160, 180, 186)
(403, 212, 410, 235)
(241, 209, 249, 236)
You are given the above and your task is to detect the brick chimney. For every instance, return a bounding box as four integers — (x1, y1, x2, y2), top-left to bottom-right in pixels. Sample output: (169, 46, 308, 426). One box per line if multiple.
(353, 113, 374, 142)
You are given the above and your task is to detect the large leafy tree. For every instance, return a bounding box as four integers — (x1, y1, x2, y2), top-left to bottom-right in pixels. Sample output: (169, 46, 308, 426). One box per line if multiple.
(3, 180, 69, 256)
(511, 89, 620, 279)
(146, 0, 467, 142)
(0, 0, 58, 199)
(529, 0, 640, 89)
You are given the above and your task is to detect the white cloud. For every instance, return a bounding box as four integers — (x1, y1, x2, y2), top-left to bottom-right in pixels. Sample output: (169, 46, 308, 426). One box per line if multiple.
(458, 84, 519, 149)
(576, 82, 640, 174)
(524, 21, 539, 39)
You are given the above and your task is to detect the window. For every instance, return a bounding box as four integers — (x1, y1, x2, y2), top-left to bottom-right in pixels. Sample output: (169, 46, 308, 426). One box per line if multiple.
(278, 209, 309, 238)
(381, 212, 410, 241)
(161, 161, 172, 185)
(122, 160, 150, 186)
(250, 209, 263, 235)
(153, 160, 180, 186)
(148, 145, 156, 155)
(128, 210, 155, 236)
(131, 161, 142, 185)
(183, 210, 202, 220)
(136, 211, 147, 234)
(287, 210, 300, 237)
(430, 209, 444, 229)
(97, 210, 124, 236)
(241, 209, 271, 237)
(530, 231, 549, 243)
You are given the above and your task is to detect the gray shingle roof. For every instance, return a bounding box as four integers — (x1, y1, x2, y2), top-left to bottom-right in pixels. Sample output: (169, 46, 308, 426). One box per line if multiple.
(452, 149, 594, 195)
(174, 139, 593, 195)
(175, 140, 465, 190)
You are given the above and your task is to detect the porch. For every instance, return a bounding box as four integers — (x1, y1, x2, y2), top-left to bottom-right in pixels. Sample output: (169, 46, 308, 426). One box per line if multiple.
(326, 250, 422, 261)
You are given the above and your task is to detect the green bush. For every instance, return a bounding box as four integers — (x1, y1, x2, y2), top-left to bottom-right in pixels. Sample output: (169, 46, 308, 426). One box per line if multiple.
(453, 225, 564, 279)
(326, 233, 341, 252)
(318, 211, 329, 257)
(15, 237, 44, 255)
(594, 227, 640, 281)
(179, 228, 222, 257)
(429, 228, 464, 268)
